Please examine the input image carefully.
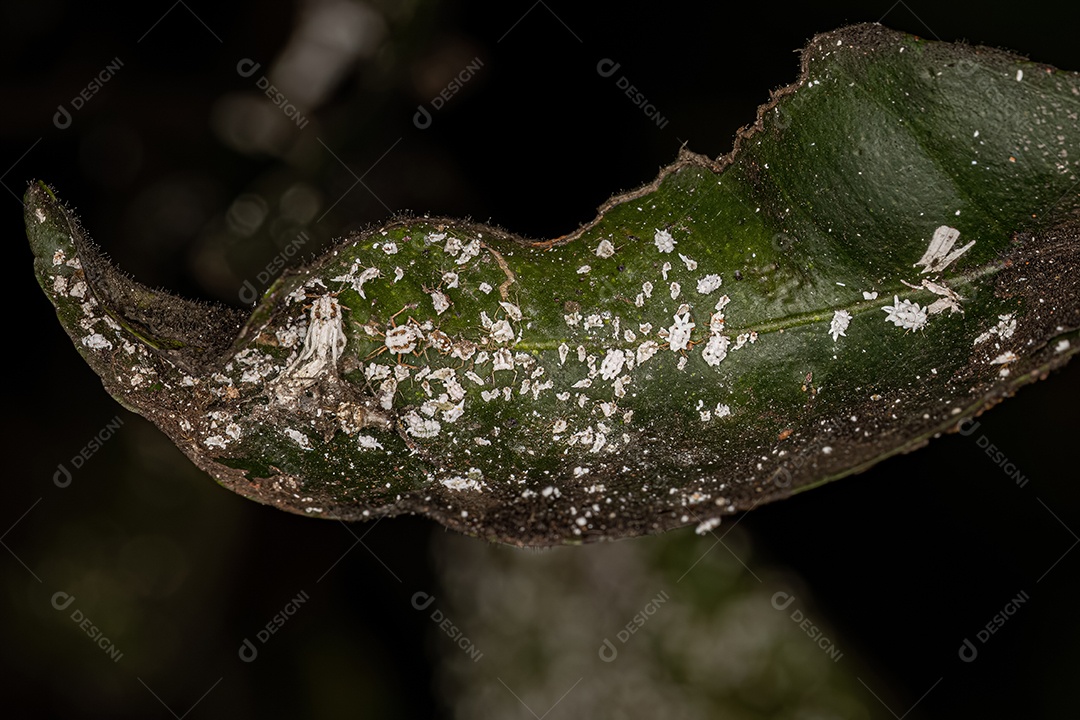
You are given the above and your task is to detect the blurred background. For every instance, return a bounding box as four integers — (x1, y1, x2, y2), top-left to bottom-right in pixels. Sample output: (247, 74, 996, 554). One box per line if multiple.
(4, 1, 1080, 717)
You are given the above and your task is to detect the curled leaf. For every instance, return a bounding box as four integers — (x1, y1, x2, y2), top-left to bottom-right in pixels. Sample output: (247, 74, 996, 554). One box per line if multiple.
(28, 24, 1080, 545)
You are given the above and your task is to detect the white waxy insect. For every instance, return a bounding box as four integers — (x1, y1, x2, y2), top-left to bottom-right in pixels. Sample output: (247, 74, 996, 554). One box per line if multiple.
(404, 411, 441, 438)
(430, 291, 450, 315)
(914, 225, 974, 274)
(284, 427, 313, 449)
(290, 295, 347, 376)
(636, 340, 659, 364)
(697, 274, 722, 294)
(701, 333, 730, 366)
(385, 324, 423, 354)
(332, 265, 380, 299)
(595, 239, 616, 258)
(668, 312, 695, 352)
(695, 518, 721, 535)
(490, 320, 515, 344)
(492, 348, 514, 371)
(499, 301, 522, 321)
(990, 351, 1019, 365)
(457, 238, 481, 264)
(654, 228, 676, 253)
(973, 313, 1017, 345)
(882, 296, 928, 331)
(829, 309, 852, 341)
(599, 349, 626, 381)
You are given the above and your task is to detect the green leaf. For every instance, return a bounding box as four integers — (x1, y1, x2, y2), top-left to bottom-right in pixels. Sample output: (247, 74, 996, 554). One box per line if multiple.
(27, 24, 1080, 546)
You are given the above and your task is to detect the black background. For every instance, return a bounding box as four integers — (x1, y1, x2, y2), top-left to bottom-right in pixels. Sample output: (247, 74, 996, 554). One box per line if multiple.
(3, 1, 1079, 717)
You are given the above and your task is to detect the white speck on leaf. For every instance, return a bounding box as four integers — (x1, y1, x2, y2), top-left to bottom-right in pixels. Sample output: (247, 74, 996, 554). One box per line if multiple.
(284, 427, 313, 449)
(990, 351, 1019, 365)
(358, 435, 383, 450)
(332, 265, 380, 299)
(82, 333, 113, 350)
(695, 518, 721, 535)
(974, 314, 1017, 345)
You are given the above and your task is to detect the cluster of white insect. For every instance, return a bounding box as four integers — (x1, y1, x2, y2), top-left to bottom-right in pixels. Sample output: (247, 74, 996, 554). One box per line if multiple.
(875, 225, 971, 333)
(881, 295, 928, 331)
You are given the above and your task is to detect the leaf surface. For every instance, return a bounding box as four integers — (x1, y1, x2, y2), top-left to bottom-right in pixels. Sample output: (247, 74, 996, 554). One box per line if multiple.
(28, 24, 1080, 545)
